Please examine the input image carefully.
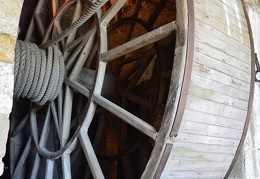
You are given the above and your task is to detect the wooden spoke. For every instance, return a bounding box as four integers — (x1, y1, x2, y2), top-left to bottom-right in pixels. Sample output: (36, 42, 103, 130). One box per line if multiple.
(34, 14, 45, 38)
(12, 137, 32, 178)
(102, 21, 176, 62)
(93, 94, 158, 139)
(65, 78, 91, 97)
(79, 132, 105, 179)
(46, 159, 55, 179)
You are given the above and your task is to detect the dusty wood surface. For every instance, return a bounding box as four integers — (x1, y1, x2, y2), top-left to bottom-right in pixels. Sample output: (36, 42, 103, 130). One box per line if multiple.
(161, 0, 252, 178)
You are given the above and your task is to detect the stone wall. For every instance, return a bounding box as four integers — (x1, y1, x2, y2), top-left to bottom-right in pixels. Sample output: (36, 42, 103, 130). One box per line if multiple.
(0, 0, 23, 176)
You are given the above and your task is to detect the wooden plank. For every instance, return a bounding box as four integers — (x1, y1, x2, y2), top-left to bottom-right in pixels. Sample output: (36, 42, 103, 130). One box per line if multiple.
(195, 0, 248, 30)
(166, 160, 231, 171)
(182, 108, 244, 130)
(207, 0, 246, 20)
(191, 74, 250, 101)
(195, 19, 251, 54)
(195, 7, 249, 38)
(185, 96, 248, 121)
(195, 27, 250, 58)
(172, 141, 237, 154)
(195, 35, 251, 66)
(217, 0, 245, 16)
(189, 84, 248, 110)
(194, 51, 251, 84)
(161, 170, 226, 178)
(175, 132, 240, 147)
(170, 150, 234, 162)
(179, 120, 243, 140)
(192, 62, 250, 92)
(194, 36, 250, 72)
(195, 8, 250, 47)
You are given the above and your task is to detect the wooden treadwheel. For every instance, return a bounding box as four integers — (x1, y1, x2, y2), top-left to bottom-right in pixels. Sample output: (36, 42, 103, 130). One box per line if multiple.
(8, 0, 181, 178)
(6, 0, 255, 178)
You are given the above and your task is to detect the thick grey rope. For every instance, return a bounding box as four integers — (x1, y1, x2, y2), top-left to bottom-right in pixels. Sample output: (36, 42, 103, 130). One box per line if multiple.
(14, 40, 64, 105)
(39, 0, 108, 49)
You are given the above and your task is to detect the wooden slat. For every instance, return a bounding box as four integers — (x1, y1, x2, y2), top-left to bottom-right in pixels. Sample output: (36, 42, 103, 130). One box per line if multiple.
(101, 21, 176, 62)
(217, 0, 244, 16)
(194, 35, 250, 72)
(93, 95, 157, 139)
(195, 0, 248, 32)
(161, 170, 226, 178)
(195, 8, 250, 46)
(191, 74, 250, 101)
(194, 51, 251, 84)
(175, 132, 240, 147)
(206, 0, 246, 21)
(171, 150, 234, 162)
(192, 62, 250, 92)
(195, 27, 251, 61)
(186, 96, 248, 121)
(188, 84, 248, 110)
(172, 141, 237, 154)
(179, 120, 243, 140)
(195, 36, 251, 66)
(195, 19, 251, 54)
(194, 8, 249, 40)
(182, 109, 245, 130)
(167, 160, 231, 171)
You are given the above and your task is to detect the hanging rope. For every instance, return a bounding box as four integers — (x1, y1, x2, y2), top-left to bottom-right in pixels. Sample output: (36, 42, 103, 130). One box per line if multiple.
(14, 40, 64, 105)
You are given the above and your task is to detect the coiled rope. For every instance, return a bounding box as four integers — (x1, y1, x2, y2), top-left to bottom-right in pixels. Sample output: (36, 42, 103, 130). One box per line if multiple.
(14, 40, 64, 105)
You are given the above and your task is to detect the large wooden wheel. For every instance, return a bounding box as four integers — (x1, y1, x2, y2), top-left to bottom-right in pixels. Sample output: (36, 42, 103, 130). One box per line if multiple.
(7, 0, 254, 178)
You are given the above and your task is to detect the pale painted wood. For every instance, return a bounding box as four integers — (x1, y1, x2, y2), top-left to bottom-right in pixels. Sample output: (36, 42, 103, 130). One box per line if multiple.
(195, 26, 251, 58)
(186, 95, 248, 120)
(171, 141, 237, 154)
(168, 160, 231, 171)
(195, 19, 251, 55)
(206, 0, 246, 19)
(161, 170, 226, 178)
(195, 7, 249, 40)
(194, 35, 250, 72)
(171, 149, 235, 162)
(188, 84, 249, 110)
(194, 51, 251, 84)
(218, 0, 245, 15)
(161, 0, 252, 177)
(179, 120, 243, 140)
(195, 8, 250, 46)
(195, 0, 248, 30)
(175, 132, 240, 147)
(192, 62, 250, 92)
(182, 109, 245, 130)
(191, 74, 250, 101)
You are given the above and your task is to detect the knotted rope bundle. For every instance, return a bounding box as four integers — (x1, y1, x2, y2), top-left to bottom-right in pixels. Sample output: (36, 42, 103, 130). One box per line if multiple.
(14, 40, 64, 105)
